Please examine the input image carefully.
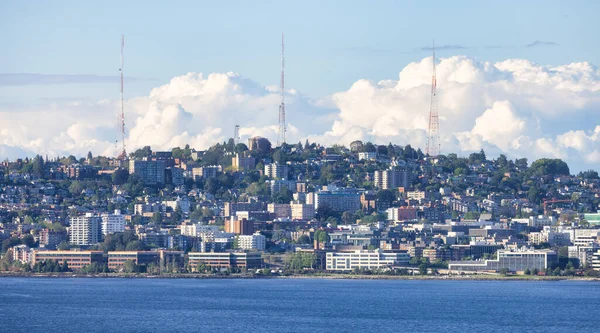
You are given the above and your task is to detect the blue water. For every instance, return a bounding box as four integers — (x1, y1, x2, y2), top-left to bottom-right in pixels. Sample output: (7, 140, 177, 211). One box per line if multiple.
(1, 278, 599, 332)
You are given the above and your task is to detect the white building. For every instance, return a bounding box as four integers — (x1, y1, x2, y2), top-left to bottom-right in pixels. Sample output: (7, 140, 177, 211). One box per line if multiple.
(374, 168, 410, 190)
(264, 163, 289, 180)
(326, 250, 410, 271)
(358, 152, 377, 161)
(69, 213, 102, 245)
(237, 232, 266, 251)
(11, 244, 33, 264)
(449, 249, 557, 273)
(528, 215, 556, 228)
(267, 180, 296, 194)
(101, 210, 126, 236)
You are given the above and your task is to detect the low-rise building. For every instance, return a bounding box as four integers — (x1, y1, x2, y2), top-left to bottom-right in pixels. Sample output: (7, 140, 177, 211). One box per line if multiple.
(326, 250, 410, 271)
(188, 252, 263, 269)
(448, 249, 557, 273)
(32, 249, 104, 270)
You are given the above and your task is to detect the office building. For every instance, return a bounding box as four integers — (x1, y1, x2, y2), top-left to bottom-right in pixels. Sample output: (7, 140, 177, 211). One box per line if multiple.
(448, 249, 557, 273)
(32, 250, 104, 270)
(188, 252, 263, 269)
(326, 250, 410, 271)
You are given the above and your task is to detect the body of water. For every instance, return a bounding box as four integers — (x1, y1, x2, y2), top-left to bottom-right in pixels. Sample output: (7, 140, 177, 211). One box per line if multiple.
(1, 277, 598, 332)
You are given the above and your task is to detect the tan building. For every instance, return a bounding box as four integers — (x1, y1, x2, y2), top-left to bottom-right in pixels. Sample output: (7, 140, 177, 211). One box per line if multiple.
(268, 203, 292, 219)
(232, 154, 256, 171)
(225, 218, 254, 235)
(107, 250, 184, 271)
(290, 203, 315, 220)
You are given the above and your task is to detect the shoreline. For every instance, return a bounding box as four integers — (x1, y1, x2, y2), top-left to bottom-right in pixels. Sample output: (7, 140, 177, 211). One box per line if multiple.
(1, 271, 599, 282)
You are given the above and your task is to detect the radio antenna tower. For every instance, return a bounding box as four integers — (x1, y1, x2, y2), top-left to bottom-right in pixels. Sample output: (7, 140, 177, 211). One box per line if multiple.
(234, 124, 240, 145)
(277, 33, 286, 147)
(425, 41, 440, 158)
(118, 34, 127, 160)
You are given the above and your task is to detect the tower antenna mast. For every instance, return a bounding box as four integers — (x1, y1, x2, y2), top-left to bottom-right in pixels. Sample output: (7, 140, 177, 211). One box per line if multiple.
(277, 33, 286, 147)
(426, 41, 440, 158)
(119, 34, 127, 160)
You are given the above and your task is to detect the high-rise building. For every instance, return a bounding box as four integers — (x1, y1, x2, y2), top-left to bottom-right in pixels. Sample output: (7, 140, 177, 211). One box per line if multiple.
(101, 210, 126, 236)
(374, 168, 410, 190)
(264, 163, 289, 180)
(69, 213, 102, 245)
(237, 232, 266, 251)
(191, 165, 221, 181)
(290, 203, 315, 220)
(267, 203, 292, 219)
(232, 154, 256, 171)
(315, 191, 361, 213)
(129, 159, 165, 185)
(225, 218, 255, 235)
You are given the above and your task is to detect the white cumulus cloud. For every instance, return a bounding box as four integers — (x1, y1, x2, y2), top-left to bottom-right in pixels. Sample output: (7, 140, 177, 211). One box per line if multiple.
(0, 56, 598, 172)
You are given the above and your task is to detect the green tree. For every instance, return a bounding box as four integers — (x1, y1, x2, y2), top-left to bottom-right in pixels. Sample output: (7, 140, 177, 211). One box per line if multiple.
(313, 230, 329, 244)
(69, 180, 84, 196)
(123, 260, 139, 273)
(112, 169, 129, 185)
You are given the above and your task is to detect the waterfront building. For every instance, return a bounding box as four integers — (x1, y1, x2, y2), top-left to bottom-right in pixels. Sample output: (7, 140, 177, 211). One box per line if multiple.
(107, 250, 184, 271)
(326, 250, 410, 271)
(32, 250, 104, 270)
(11, 245, 33, 264)
(448, 249, 557, 273)
(188, 252, 263, 269)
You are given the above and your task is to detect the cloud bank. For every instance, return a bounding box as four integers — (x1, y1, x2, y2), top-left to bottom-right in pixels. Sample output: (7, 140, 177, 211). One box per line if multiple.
(0, 56, 599, 172)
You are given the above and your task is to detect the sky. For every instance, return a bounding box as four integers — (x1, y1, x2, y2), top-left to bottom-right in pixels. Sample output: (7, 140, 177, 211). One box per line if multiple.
(1, 1, 599, 172)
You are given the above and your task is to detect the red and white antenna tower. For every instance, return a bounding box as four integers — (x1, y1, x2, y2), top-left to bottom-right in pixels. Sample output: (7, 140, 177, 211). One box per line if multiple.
(277, 33, 286, 146)
(118, 34, 127, 160)
(426, 41, 440, 157)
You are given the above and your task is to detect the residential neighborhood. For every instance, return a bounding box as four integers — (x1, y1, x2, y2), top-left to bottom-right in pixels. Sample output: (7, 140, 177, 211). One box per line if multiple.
(1, 138, 600, 277)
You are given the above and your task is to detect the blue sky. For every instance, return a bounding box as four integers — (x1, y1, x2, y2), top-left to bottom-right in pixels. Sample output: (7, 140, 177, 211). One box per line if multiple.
(1, 0, 598, 100)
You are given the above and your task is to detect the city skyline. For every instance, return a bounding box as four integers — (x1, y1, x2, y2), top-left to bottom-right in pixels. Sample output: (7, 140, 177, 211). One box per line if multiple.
(1, 1, 599, 172)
